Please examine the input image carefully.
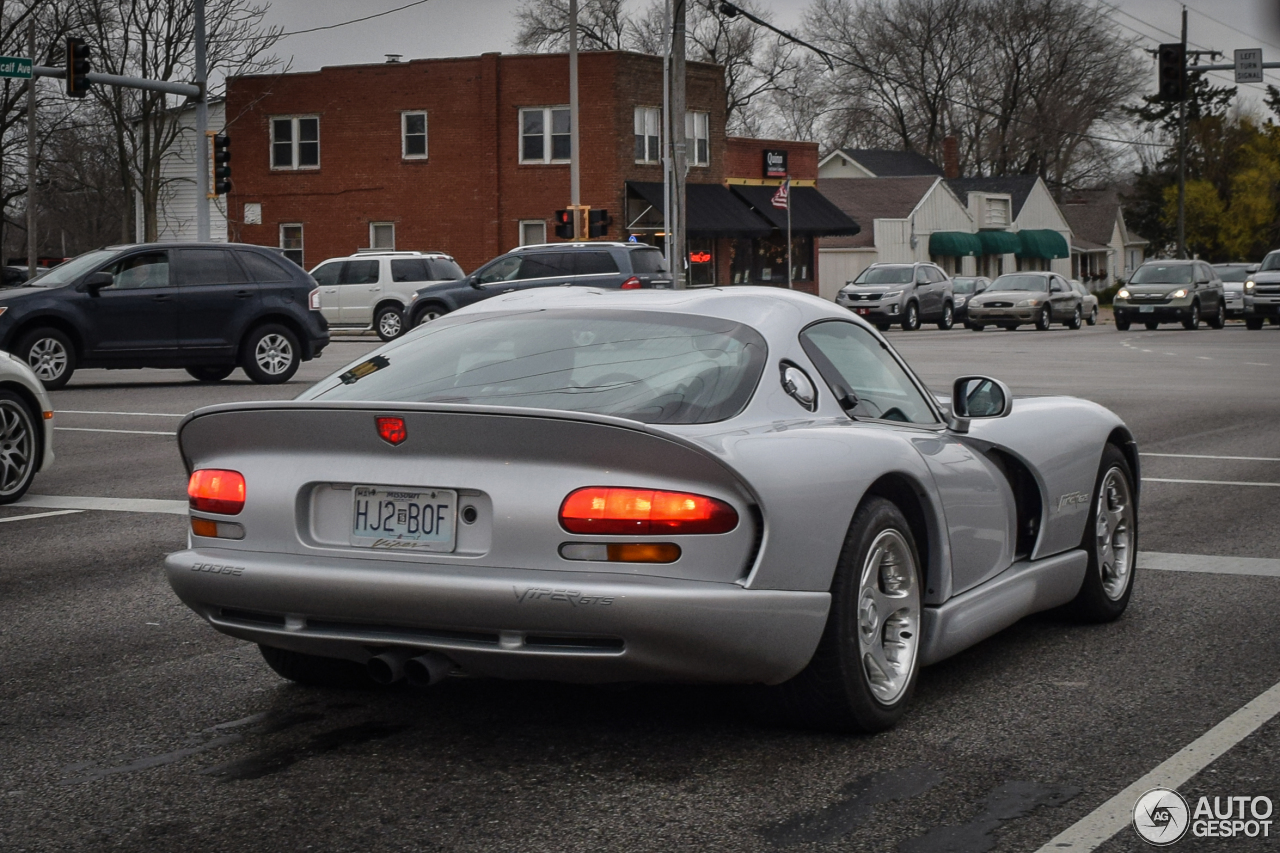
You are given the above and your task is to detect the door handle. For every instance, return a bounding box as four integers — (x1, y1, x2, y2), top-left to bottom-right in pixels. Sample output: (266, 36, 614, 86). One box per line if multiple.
(153, 294, 171, 302)
(235, 289, 253, 298)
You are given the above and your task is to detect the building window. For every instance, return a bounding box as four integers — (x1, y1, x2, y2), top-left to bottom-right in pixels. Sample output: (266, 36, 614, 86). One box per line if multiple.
(271, 116, 319, 170)
(685, 111, 709, 166)
(520, 220, 547, 246)
(280, 224, 304, 266)
(402, 111, 428, 159)
(634, 107, 660, 164)
(520, 106, 571, 163)
(370, 222, 395, 250)
(688, 238, 715, 286)
(982, 197, 1010, 227)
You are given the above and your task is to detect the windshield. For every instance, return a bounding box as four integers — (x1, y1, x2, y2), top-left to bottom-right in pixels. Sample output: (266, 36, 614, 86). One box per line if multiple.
(952, 277, 981, 294)
(1260, 253, 1280, 272)
(853, 266, 912, 285)
(25, 249, 117, 287)
(307, 309, 767, 425)
(1214, 266, 1250, 282)
(1130, 263, 1193, 284)
(989, 274, 1050, 292)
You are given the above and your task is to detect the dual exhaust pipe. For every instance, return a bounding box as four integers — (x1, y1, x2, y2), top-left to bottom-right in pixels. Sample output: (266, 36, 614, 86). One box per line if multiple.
(366, 649, 454, 686)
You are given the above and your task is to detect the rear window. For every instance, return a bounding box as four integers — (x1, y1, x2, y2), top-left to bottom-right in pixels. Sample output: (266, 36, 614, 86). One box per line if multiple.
(308, 309, 768, 424)
(238, 251, 294, 282)
(629, 248, 668, 274)
(429, 258, 464, 280)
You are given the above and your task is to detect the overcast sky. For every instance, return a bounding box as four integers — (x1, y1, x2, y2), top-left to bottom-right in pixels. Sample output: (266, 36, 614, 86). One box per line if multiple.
(257, 0, 1280, 110)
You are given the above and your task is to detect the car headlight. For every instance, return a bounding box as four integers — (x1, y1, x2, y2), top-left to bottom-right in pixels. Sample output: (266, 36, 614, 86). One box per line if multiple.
(955, 296, 967, 306)
(1117, 289, 1130, 300)
(1018, 298, 1042, 307)
(0, 306, 7, 318)
(1245, 280, 1255, 291)
(1172, 289, 1188, 299)
(882, 290, 903, 299)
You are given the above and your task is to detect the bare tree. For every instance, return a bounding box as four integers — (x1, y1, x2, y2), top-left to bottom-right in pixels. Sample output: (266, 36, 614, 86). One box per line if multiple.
(514, 0, 632, 52)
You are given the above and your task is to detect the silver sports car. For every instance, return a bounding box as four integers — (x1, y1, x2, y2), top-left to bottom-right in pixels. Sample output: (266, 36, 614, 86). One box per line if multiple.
(0, 348, 55, 503)
(166, 287, 1139, 732)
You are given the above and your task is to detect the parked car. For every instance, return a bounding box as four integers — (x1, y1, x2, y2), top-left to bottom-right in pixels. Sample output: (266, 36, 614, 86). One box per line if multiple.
(167, 285, 1139, 733)
(407, 242, 673, 328)
(1212, 263, 1257, 322)
(0, 242, 329, 389)
(0, 349, 54, 503)
(1239, 253, 1280, 330)
(310, 251, 465, 341)
(834, 262, 956, 331)
(1069, 279, 1100, 326)
(1113, 260, 1225, 331)
(965, 272, 1083, 331)
(951, 276, 990, 325)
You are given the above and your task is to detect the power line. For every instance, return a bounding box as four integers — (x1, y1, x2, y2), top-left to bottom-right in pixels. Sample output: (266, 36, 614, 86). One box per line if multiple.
(279, 0, 434, 38)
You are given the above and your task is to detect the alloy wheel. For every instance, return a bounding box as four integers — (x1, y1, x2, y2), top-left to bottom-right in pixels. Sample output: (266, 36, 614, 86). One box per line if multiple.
(1094, 467, 1135, 601)
(27, 337, 67, 382)
(0, 399, 34, 498)
(856, 529, 921, 705)
(378, 311, 402, 338)
(254, 333, 294, 376)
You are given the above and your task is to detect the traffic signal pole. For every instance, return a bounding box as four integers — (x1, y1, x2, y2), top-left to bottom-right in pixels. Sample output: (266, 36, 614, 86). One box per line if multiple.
(26, 20, 36, 273)
(1177, 6, 1187, 260)
(194, 0, 209, 241)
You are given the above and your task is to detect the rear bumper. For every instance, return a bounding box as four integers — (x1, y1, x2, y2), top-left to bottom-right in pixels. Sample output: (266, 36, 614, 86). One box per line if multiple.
(165, 548, 830, 685)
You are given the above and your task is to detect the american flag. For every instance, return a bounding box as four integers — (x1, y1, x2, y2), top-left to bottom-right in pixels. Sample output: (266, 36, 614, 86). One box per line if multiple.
(771, 179, 790, 210)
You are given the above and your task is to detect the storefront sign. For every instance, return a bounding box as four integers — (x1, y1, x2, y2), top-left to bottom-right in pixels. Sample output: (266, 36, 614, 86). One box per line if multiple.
(764, 149, 788, 178)
(689, 251, 712, 264)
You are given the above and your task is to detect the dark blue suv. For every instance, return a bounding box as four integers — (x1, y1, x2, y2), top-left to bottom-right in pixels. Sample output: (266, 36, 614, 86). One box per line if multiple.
(0, 243, 329, 389)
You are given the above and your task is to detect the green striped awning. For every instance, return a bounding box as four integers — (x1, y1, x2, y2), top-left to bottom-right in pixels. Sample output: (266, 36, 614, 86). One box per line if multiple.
(976, 230, 1022, 255)
(1016, 229, 1071, 259)
(927, 231, 982, 257)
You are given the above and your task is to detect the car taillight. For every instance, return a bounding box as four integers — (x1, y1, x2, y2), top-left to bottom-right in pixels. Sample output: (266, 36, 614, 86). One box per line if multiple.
(188, 469, 246, 515)
(559, 487, 737, 535)
(620, 276, 642, 290)
(308, 287, 321, 310)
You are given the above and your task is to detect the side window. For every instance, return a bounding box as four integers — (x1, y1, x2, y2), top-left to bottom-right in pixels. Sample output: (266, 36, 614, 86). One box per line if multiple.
(102, 252, 170, 290)
(175, 249, 247, 286)
(390, 259, 431, 282)
(239, 251, 294, 283)
(476, 255, 522, 285)
(928, 267, 946, 283)
(340, 260, 379, 284)
(799, 321, 938, 425)
(573, 251, 619, 275)
(516, 252, 573, 279)
(1049, 278, 1064, 293)
(1199, 263, 1214, 283)
(915, 267, 929, 284)
(311, 262, 342, 286)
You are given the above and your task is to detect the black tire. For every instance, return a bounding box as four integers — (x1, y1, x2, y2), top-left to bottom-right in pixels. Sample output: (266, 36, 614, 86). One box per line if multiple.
(1271, 317, 1279, 325)
(1144, 321, 1159, 330)
(900, 302, 920, 332)
(259, 645, 381, 689)
(1246, 317, 1264, 330)
(1034, 305, 1052, 331)
(1086, 306, 1098, 326)
(1003, 324, 1018, 331)
(1181, 301, 1200, 330)
(875, 323, 892, 332)
(240, 323, 301, 385)
(771, 498, 923, 732)
(967, 322, 985, 331)
(1115, 317, 1130, 331)
(185, 365, 234, 383)
(16, 327, 76, 390)
(936, 302, 954, 330)
(1067, 305, 1082, 330)
(1066, 444, 1137, 623)
(413, 302, 450, 327)
(0, 389, 39, 504)
(374, 304, 406, 341)
(1208, 301, 1226, 329)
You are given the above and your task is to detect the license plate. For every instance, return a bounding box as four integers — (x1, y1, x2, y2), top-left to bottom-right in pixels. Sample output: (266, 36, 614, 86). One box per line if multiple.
(1140, 305, 1154, 313)
(351, 486, 457, 551)
(857, 308, 869, 315)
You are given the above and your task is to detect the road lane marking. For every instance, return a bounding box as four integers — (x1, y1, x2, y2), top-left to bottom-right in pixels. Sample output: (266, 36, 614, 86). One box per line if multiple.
(1034, 678, 1280, 851)
(1139, 551, 1280, 578)
(0, 509, 83, 523)
(1145, 477, 1280, 487)
(12, 495, 187, 515)
(1246, 362, 1270, 366)
(56, 410, 186, 417)
(1143, 452, 1280, 462)
(54, 427, 176, 436)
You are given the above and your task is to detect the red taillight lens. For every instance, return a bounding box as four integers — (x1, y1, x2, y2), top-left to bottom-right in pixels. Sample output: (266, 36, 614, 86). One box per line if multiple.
(188, 469, 246, 515)
(620, 276, 642, 290)
(308, 287, 321, 310)
(560, 487, 738, 535)
(377, 416, 407, 445)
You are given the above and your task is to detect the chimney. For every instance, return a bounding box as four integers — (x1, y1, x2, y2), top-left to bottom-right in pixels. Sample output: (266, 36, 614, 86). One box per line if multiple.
(385, 54, 402, 63)
(943, 136, 959, 179)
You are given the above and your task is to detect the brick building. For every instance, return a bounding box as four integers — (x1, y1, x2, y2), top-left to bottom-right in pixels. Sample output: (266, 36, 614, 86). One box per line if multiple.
(223, 51, 856, 291)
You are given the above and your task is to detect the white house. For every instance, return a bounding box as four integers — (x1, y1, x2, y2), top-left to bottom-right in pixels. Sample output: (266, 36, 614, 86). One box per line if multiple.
(948, 176, 1074, 279)
(135, 99, 228, 243)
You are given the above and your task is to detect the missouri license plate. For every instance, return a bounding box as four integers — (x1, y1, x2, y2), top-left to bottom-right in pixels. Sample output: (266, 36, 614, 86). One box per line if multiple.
(351, 486, 457, 551)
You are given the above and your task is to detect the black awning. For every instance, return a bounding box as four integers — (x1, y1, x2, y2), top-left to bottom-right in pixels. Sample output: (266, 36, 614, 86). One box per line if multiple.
(627, 181, 773, 237)
(730, 184, 861, 237)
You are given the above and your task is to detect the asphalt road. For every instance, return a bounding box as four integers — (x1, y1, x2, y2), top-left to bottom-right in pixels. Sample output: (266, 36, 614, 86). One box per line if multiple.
(2, 323, 1278, 852)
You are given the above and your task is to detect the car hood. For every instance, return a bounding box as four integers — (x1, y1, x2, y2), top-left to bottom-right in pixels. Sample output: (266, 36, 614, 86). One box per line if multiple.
(0, 284, 60, 305)
(1249, 270, 1280, 283)
(1124, 283, 1192, 294)
(1223, 281, 1245, 293)
(414, 278, 466, 295)
(972, 290, 1046, 300)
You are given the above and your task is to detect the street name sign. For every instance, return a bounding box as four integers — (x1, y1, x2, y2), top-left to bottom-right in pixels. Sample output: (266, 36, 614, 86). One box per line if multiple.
(1235, 48, 1263, 84)
(0, 56, 32, 79)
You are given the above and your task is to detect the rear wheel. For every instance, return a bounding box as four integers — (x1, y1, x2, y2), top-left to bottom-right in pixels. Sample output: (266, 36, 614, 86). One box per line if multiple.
(1067, 305, 1082, 330)
(375, 305, 406, 341)
(1181, 301, 1200, 330)
(1246, 317, 1264, 330)
(240, 324, 300, 385)
(1208, 301, 1226, 329)
(936, 302, 954, 330)
(875, 323, 892, 332)
(185, 366, 234, 383)
(900, 302, 920, 331)
(1035, 306, 1052, 331)
(1087, 306, 1098, 326)
(772, 498, 922, 732)
(0, 390, 39, 504)
(1066, 444, 1137, 622)
(17, 327, 75, 390)
(259, 645, 381, 689)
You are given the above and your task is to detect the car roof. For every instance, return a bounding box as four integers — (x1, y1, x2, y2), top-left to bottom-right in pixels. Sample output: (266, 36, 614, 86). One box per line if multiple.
(510, 242, 652, 252)
(1139, 259, 1196, 265)
(101, 241, 282, 252)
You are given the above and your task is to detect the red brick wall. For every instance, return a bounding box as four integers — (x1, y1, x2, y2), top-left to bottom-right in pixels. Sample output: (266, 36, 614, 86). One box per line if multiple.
(724, 137, 819, 181)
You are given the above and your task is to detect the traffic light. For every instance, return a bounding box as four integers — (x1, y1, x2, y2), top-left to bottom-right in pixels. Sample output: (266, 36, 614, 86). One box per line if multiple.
(553, 209, 574, 239)
(587, 208, 611, 238)
(1158, 43, 1186, 102)
(65, 37, 91, 98)
(212, 134, 231, 194)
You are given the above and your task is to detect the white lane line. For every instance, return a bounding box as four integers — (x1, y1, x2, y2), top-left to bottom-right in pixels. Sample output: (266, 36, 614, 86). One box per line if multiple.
(0, 509, 83, 523)
(1246, 362, 1270, 367)
(1142, 452, 1280, 462)
(12, 495, 187, 515)
(1196, 356, 1211, 360)
(54, 427, 176, 436)
(1034, 678, 1280, 851)
(56, 410, 185, 417)
(1145, 477, 1280, 487)
(1140, 551, 1280, 578)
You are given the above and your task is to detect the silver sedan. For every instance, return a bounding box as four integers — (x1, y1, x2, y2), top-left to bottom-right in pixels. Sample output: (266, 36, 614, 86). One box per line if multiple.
(0, 349, 55, 503)
(167, 287, 1139, 732)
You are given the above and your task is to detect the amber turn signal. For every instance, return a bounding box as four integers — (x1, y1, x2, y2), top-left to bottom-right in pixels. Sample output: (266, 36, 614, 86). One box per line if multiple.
(559, 542, 681, 563)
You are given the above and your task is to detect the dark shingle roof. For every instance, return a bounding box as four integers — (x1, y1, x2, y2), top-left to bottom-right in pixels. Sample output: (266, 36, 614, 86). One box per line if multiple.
(817, 177, 941, 248)
(1060, 189, 1122, 247)
(836, 148, 943, 178)
(947, 176, 1039, 218)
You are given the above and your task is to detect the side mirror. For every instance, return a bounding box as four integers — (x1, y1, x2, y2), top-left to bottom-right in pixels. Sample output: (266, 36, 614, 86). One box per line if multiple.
(467, 274, 482, 290)
(80, 271, 113, 294)
(949, 375, 1012, 433)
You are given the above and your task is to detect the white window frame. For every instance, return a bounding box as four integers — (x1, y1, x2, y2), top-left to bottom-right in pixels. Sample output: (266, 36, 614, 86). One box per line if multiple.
(280, 223, 304, 266)
(270, 115, 320, 171)
(519, 219, 547, 246)
(685, 110, 710, 167)
(519, 106, 571, 164)
(634, 106, 660, 164)
(369, 222, 396, 250)
(401, 111, 428, 160)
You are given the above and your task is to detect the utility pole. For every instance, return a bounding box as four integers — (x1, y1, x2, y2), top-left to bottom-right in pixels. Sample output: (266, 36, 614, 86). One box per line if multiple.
(661, 0, 672, 274)
(671, 0, 687, 288)
(194, 0, 210, 241)
(569, 0, 582, 240)
(1176, 5, 1187, 259)
(26, 19, 36, 272)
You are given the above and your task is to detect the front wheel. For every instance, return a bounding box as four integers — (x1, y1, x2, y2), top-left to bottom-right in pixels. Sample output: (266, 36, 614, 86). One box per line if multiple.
(1087, 306, 1098, 326)
(1115, 316, 1130, 331)
(1182, 302, 1200, 330)
(900, 302, 920, 331)
(17, 327, 76, 390)
(1066, 444, 1137, 622)
(1208, 301, 1226, 329)
(186, 366, 234, 383)
(413, 303, 449, 327)
(374, 305, 406, 341)
(936, 302, 954, 330)
(0, 390, 39, 504)
(240, 324, 301, 385)
(1144, 321, 1159, 330)
(772, 498, 922, 732)
(966, 322, 985, 332)
(875, 323, 892, 332)
(1035, 306, 1052, 331)
(1246, 317, 1264, 330)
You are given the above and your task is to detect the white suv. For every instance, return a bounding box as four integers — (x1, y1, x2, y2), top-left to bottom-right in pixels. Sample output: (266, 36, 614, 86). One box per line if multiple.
(310, 251, 465, 340)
